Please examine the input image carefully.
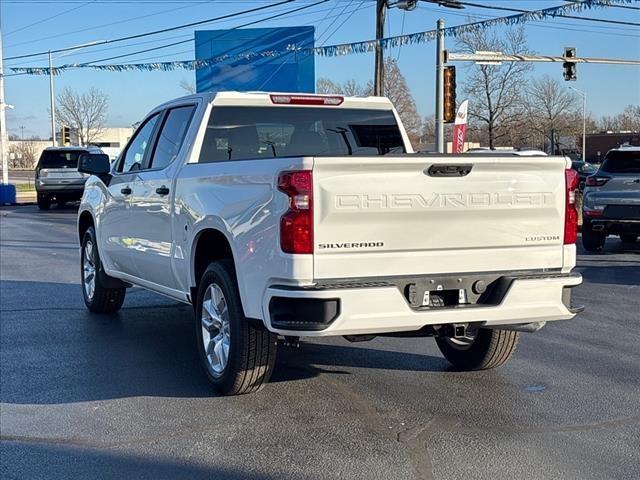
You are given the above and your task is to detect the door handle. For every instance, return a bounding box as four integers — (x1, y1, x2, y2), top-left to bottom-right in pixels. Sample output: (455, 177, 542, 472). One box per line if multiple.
(120, 186, 132, 195)
(426, 164, 473, 177)
(155, 186, 170, 196)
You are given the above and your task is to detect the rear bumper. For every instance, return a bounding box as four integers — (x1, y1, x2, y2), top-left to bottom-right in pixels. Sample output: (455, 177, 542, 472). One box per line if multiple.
(584, 216, 640, 235)
(36, 183, 85, 194)
(263, 273, 582, 336)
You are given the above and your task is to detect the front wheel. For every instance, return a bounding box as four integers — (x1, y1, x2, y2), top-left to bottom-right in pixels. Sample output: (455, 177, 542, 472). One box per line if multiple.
(195, 260, 277, 395)
(435, 327, 519, 370)
(81, 227, 126, 313)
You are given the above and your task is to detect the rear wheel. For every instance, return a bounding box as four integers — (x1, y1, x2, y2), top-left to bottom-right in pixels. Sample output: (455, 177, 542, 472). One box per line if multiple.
(620, 234, 638, 243)
(81, 227, 126, 313)
(37, 194, 51, 210)
(435, 327, 519, 370)
(582, 221, 605, 252)
(195, 260, 277, 395)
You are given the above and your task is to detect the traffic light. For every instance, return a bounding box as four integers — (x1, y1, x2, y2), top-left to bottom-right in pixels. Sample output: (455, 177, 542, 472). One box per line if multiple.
(61, 125, 71, 145)
(443, 66, 457, 123)
(563, 47, 577, 81)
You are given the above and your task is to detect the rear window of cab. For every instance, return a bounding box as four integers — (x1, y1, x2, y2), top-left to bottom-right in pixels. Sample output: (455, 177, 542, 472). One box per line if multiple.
(38, 150, 85, 169)
(601, 150, 640, 174)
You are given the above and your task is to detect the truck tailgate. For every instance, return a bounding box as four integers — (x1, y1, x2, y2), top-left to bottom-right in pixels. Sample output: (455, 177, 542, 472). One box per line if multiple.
(312, 155, 567, 280)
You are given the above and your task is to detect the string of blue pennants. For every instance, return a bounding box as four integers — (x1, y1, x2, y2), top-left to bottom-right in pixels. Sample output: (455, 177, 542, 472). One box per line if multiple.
(9, 0, 635, 76)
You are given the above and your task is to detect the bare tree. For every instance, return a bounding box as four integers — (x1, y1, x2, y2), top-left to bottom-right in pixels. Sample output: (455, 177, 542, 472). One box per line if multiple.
(457, 25, 532, 148)
(316, 78, 367, 96)
(599, 104, 640, 132)
(316, 78, 339, 94)
(377, 58, 422, 146)
(8, 140, 39, 169)
(525, 75, 579, 151)
(180, 79, 196, 95)
(318, 58, 423, 147)
(56, 87, 108, 145)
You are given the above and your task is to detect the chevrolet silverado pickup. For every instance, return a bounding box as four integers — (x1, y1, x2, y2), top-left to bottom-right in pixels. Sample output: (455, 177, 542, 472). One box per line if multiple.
(77, 92, 582, 395)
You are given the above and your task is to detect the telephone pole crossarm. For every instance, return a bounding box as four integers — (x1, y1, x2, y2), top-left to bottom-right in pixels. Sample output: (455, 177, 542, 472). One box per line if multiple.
(445, 52, 640, 66)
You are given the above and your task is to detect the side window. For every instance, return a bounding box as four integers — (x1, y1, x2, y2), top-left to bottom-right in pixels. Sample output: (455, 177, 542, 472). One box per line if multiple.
(117, 113, 160, 173)
(149, 105, 196, 170)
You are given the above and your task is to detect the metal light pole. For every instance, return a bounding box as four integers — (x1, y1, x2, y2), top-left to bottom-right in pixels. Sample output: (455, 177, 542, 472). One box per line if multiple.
(0, 31, 9, 185)
(435, 19, 445, 153)
(49, 51, 57, 147)
(569, 86, 586, 162)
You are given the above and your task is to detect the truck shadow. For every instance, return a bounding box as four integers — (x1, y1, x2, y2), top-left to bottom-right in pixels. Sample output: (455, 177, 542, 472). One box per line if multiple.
(1, 442, 289, 480)
(1, 280, 448, 405)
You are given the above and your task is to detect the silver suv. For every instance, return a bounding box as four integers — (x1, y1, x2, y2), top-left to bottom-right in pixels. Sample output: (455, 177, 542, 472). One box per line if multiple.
(582, 146, 640, 251)
(35, 146, 102, 210)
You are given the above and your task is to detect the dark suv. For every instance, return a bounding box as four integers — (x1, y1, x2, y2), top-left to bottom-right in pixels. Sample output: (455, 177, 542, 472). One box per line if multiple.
(582, 146, 640, 251)
(35, 147, 102, 210)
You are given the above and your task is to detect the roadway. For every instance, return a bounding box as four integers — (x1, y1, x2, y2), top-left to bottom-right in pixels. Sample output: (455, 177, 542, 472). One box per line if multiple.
(1, 204, 639, 480)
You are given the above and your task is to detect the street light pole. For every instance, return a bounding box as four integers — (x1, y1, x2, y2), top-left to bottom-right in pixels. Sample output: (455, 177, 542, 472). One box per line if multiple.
(435, 19, 445, 153)
(49, 51, 57, 147)
(0, 30, 9, 185)
(569, 86, 586, 162)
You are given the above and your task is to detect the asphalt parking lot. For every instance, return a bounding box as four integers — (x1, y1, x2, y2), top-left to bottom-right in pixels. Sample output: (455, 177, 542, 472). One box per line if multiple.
(1, 204, 639, 480)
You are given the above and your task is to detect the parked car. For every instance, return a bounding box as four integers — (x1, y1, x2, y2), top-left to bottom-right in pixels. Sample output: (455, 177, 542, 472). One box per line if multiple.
(35, 146, 103, 210)
(77, 92, 582, 395)
(571, 160, 597, 191)
(582, 146, 640, 251)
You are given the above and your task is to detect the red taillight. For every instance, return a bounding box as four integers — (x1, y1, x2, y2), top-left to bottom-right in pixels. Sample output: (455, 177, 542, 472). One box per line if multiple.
(278, 170, 313, 254)
(585, 175, 610, 187)
(270, 94, 343, 106)
(564, 168, 579, 244)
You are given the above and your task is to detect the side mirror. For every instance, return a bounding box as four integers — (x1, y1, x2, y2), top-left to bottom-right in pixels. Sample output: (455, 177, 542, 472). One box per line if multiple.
(78, 153, 111, 175)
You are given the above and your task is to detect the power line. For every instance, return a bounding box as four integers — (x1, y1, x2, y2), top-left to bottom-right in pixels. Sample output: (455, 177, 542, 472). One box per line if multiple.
(6, 0, 349, 69)
(6, 1, 354, 62)
(4, 0, 297, 61)
(85, 0, 328, 65)
(321, 0, 369, 46)
(417, 3, 640, 37)
(5, 1, 215, 49)
(316, 0, 355, 45)
(457, 1, 640, 27)
(5, 0, 97, 37)
(40, 0, 328, 70)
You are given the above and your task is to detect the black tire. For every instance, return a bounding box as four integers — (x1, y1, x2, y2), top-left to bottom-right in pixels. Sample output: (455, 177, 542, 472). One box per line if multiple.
(582, 222, 606, 252)
(620, 234, 638, 243)
(195, 260, 277, 395)
(81, 227, 126, 314)
(435, 328, 519, 371)
(37, 194, 51, 210)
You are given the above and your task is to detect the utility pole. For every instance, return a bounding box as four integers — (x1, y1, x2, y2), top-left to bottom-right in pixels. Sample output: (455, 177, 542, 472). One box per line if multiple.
(20, 125, 25, 140)
(569, 86, 587, 162)
(374, 0, 386, 96)
(0, 30, 9, 185)
(49, 51, 57, 147)
(435, 19, 445, 153)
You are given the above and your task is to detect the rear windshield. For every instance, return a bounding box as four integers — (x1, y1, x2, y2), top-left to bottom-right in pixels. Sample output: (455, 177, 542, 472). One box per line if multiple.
(601, 150, 640, 174)
(198, 106, 405, 163)
(38, 150, 84, 169)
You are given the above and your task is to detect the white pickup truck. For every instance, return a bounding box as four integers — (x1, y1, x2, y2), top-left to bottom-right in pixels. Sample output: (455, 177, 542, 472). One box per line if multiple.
(77, 92, 582, 395)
